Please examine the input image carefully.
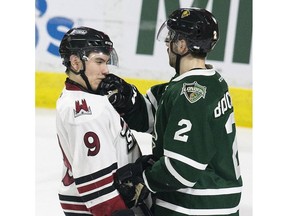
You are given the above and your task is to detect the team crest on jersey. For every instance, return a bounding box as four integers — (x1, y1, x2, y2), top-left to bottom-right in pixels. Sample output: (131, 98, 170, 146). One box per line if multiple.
(181, 82, 207, 103)
(74, 99, 92, 117)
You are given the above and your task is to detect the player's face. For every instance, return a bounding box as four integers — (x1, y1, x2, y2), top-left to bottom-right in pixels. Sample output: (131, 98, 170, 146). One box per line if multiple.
(84, 52, 110, 91)
(166, 42, 177, 68)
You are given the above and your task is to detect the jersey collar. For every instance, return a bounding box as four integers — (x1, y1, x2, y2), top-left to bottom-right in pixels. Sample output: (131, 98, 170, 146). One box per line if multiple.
(172, 67, 216, 82)
(65, 78, 87, 91)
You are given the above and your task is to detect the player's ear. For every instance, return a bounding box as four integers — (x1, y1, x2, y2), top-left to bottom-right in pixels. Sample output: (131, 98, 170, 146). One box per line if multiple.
(178, 39, 188, 54)
(70, 55, 82, 71)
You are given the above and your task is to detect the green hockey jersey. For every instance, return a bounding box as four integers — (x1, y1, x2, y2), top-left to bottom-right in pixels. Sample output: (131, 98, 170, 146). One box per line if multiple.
(125, 68, 242, 215)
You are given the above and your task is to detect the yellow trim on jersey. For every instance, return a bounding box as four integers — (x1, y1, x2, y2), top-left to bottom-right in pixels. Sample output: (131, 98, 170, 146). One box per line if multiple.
(35, 71, 252, 128)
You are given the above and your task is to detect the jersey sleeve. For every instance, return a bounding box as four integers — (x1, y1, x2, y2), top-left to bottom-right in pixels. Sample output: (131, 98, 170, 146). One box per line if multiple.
(123, 82, 169, 133)
(122, 92, 151, 132)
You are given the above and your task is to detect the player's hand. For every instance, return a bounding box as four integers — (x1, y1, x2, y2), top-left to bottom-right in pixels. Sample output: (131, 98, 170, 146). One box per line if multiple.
(134, 155, 156, 172)
(115, 179, 137, 208)
(115, 176, 150, 208)
(116, 155, 156, 180)
(131, 155, 156, 206)
(114, 156, 155, 207)
(133, 178, 150, 207)
(97, 74, 140, 115)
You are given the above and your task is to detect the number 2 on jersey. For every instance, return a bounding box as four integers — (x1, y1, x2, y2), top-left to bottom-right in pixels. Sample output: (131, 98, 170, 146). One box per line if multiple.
(173, 114, 241, 180)
(174, 119, 192, 142)
(225, 112, 241, 180)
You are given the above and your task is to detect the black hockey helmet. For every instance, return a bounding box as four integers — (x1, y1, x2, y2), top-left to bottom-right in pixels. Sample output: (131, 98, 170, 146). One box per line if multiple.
(59, 26, 118, 68)
(157, 7, 219, 54)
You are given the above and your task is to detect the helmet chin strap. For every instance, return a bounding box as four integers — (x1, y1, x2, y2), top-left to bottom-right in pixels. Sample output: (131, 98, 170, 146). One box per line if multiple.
(69, 59, 94, 92)
(79, 59, 94, 92)
(170, 42, 189, 74)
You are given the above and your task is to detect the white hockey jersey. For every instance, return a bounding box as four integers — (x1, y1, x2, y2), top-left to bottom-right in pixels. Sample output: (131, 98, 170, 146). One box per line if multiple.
(56, 79, 141, 215)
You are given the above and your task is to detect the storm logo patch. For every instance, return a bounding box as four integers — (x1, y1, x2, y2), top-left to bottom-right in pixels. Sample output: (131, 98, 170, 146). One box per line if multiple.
(181, 82, 207, 103)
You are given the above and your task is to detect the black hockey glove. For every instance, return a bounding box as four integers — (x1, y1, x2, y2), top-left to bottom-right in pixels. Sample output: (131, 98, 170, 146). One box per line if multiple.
(114, 155, 156, 208)
(115, 175, 150, 208)
(134, 154, 157, 171)
(97, 74, 141, 115)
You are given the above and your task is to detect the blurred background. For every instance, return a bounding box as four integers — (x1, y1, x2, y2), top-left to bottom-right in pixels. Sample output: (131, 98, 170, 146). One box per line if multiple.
(35, 0, 252, 128)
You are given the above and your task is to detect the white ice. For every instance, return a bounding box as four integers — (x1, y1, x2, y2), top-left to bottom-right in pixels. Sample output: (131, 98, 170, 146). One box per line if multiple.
(36, 108, 252, 216)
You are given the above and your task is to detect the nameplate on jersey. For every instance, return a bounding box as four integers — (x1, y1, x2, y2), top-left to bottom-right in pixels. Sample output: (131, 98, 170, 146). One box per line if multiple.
(120, 118, 137, 152)
(181, 82, 207, 104)
(74, 99, 92, 118)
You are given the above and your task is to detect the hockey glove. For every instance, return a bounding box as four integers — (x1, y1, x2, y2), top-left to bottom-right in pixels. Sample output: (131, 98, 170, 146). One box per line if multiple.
(115, 176, 150, 208)
(97, 74, 141, 115)
(133, 177, 150, 207)
(115, 155, 156, 182)
(134, 154, 157, 172)
(114, 163, 143, 207)
(132, 155, 156, 206)
(114, 157, 155, 208)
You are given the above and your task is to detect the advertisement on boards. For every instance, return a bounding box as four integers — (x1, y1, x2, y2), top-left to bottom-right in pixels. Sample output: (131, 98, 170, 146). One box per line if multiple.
(36, 0, 252, 88)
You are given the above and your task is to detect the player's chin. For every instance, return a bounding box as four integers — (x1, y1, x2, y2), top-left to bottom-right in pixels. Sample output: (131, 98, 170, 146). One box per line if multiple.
(91, 82, 101, 92)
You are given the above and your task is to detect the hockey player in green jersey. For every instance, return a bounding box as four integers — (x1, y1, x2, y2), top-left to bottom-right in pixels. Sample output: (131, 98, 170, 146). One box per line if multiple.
(98, 7, 243, 216)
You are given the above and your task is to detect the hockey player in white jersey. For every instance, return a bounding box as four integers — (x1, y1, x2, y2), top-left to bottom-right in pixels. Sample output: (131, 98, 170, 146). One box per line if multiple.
(56, 26, 149, 216)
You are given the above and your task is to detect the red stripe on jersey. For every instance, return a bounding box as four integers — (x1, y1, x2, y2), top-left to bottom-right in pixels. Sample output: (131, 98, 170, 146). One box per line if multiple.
(61, 203, 89, 211)
(90, 195, 127, 215)
(78, 175, 114, 194)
